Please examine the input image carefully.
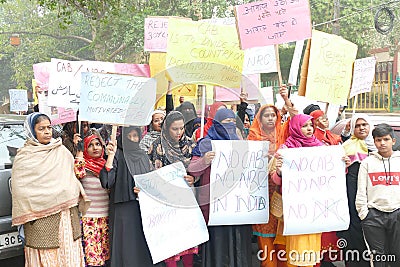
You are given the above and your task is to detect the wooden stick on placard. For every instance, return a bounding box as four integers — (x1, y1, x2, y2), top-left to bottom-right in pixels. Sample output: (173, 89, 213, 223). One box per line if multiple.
(274, 44, 283, 86)
(352, 95, 358, 115)
(111, 125, 118, 143)
(325, 102, 329, 114)
(199, 85, 206, 139)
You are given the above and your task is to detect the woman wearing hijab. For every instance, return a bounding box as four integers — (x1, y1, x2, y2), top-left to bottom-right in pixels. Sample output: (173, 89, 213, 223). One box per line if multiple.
(248, 104, 289, 267)
(99, 126, 156, 267)
(175, 101, 198, 137)
(11, 112, 90, 267)
(336, 114, 376, 267)
(148, 111, 197, 267)
(273, 114, 324, 267)
(188, 108, 253, 267)
(193, 102, 227, 141)
(62, 120, 89, 156)
(75, 130, 110, 267)
(140, 109, 166, 153)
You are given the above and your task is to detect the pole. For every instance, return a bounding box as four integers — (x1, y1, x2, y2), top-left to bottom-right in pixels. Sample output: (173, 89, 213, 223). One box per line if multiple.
(333, 0, 340, 35)
(200, 85, 206, 139)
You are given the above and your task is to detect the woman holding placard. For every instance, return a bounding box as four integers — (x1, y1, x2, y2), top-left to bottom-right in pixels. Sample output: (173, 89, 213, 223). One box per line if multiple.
(273, 114, 324, 267)
(188, 108, 253, 267)
(148, 110, 197, 267)
(100, 126, 156, 267)
(248, 104, 289, 267)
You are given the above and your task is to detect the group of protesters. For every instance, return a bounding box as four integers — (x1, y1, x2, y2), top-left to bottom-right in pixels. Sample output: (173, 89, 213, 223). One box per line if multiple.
(10, 83, 400, 267)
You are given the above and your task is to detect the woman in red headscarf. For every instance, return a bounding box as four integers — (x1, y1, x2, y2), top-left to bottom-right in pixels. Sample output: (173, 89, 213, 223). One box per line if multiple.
(310, 110, 341, 146)
(75, 130, 110, 267)
(248, 104, 289, 267)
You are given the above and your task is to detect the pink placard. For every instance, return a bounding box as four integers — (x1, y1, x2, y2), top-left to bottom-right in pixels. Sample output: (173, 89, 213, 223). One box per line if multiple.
(235, 0, 312, 49)
(113, 63, 150, 77)
(144, 17, 168, 52)
(51, 108, 77, 125)
(215, 74, 259, 101)
(33, 62, 51, 91)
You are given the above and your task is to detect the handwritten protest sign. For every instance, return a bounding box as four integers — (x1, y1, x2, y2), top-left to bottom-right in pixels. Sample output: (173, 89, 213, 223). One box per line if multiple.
(9, 89, 28, 112)
(79, 72, 156, 126)
(288, 40, 305, 85)
(243, 45, 277, 75)
(48, 58, 150, 108)
(144, 17, 169, 52)
(214, 74, 259, 101)
(208, 140, 269, 225)
(349, 57, 376, 98)
(280, 145, 349, 235)
(37, 91, 78, 125)
(234, 0, 312, 49)
(166, 18, 243, 88)
(134, 162, 209, 264)
(306, 30, 357, 105)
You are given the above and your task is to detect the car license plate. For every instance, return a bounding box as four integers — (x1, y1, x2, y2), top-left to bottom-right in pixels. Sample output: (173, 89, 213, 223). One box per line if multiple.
(0, 232, 23, 250)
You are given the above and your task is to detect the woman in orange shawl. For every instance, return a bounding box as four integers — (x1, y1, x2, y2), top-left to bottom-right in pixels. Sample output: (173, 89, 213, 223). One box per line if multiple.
(248, 104, 289, 267)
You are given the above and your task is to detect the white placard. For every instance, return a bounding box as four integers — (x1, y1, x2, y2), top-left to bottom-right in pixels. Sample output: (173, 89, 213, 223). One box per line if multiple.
(280, 145, 350, 235)
(349, 57, 376, 99)
(243, 46, 277, 75)
(259, 86, 274, 105)
(134, 162, 209, 264)
(9, 89, 28, 112)
(288, 40, 305, 85)
(79, 72, 156, 126)
(208, 140, 269, 225)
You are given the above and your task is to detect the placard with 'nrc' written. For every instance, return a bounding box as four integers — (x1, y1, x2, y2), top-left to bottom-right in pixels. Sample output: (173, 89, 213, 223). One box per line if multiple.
(134, 162, 209, 264)
(280, 145, 350, 235)
(79, 72, 156, 126)
(234, 0, 312, 49)
(209, 140, 269, 225)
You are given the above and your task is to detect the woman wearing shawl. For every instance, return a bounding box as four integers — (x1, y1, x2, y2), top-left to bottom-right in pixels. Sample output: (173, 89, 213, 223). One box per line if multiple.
(75, 130, 110, 266)
(248, 104, 289, 267)
(99, 126, 156, 267)
(11, 112, 90, 267)
(140, 109, 166, 153)
(188, 108, 253, 267)
(148, 111, 197, 267)
(336, 114, 376, 267)
(193, 102, 227, 141)
(273, 114, 324, 267)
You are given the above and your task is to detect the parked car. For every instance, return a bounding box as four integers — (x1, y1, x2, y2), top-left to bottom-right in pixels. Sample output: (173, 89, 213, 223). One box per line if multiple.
(331, 113, 400, 150)
(0, 114, 26, 260)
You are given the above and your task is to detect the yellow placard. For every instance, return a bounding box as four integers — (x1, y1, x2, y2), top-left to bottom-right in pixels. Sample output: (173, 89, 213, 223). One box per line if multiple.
(305, 30, 357, 105)
(166, 18, 244, 88)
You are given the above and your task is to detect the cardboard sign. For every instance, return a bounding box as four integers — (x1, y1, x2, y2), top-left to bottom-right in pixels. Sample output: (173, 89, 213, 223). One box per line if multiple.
(280, 145, 350, 235)
(288, 39, 305, 85)
(48, 58, 150, 108)
(305, 30, 358, 105)
(349, 57, 376, 98)
(234, 0, 312, 49)
(79, 72, 156, 126)
(9, 89, 28, 112)
(208, 140, 270, 225)
(166, 18, 244, 88)
(134, 162, 209, 263)
(243, 45, 277, 75)
(144, 17, 169, 52)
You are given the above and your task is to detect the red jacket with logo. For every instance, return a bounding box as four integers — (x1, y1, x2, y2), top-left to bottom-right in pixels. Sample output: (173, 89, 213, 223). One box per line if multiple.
(356, 151, 400, 220)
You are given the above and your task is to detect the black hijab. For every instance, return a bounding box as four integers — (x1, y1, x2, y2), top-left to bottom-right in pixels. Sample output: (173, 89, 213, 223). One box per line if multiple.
(175, 101, 197, 137)
(113, 126, 152, 203)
